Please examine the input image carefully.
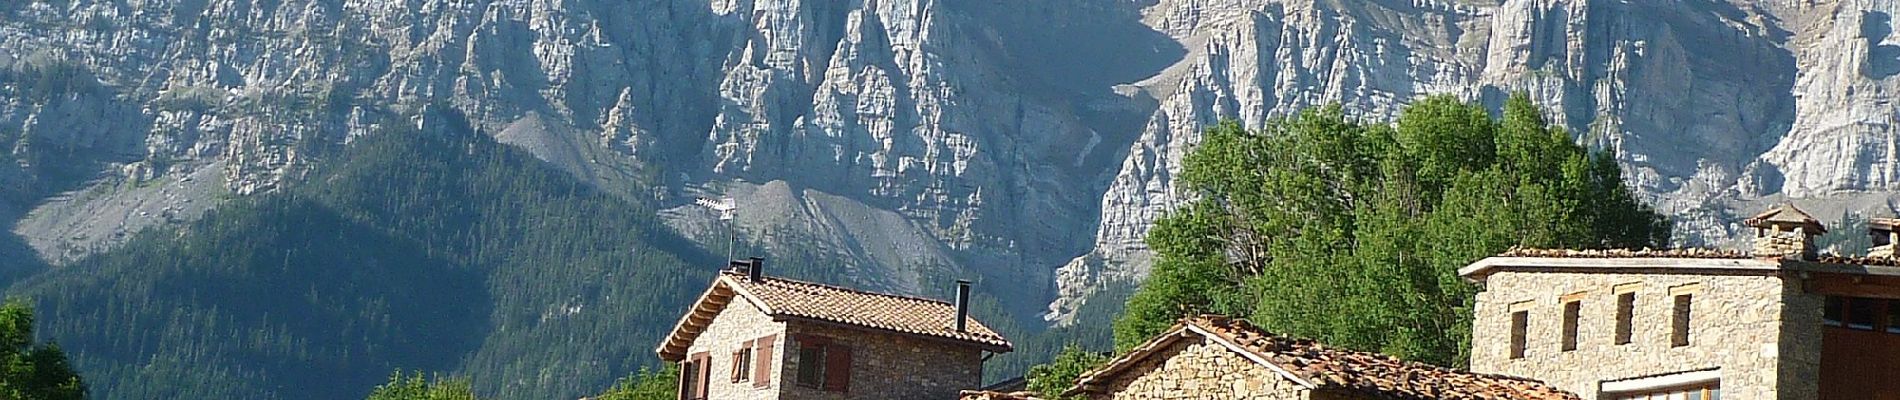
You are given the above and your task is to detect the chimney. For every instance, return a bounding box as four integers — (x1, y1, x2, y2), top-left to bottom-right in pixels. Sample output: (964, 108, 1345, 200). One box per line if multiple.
(1872, 218, 1900, 258)
(1746, 204, 1826, 261)
(954, 280, 972, 333)
(747, 257, 765, 281)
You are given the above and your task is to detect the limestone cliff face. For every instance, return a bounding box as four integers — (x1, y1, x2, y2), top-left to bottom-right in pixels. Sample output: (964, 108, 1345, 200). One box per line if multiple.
(1049, 0, 1900, 322)
(4, 0, 1898, 325)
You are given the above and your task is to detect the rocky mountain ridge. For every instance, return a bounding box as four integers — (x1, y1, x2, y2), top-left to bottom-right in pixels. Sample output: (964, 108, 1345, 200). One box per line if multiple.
(4, 0, 1899, 327)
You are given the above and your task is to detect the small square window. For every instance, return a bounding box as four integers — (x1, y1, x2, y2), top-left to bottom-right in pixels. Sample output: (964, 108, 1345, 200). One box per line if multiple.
(1849, 298, 1878, 330)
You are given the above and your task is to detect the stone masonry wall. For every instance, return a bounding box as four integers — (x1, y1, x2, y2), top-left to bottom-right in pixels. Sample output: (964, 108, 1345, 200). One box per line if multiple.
(1087, 337, 1315, 400)
(1777, 279, 1825, 400)
(1469, 271, 1800, 399)
(685, 298, 787, 400)
(778, 322, 986, 400)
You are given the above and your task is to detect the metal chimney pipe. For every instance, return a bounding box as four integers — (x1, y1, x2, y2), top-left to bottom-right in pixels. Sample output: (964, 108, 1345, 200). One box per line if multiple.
(747, 257, 765, 281)
(955, 279, 972, 332)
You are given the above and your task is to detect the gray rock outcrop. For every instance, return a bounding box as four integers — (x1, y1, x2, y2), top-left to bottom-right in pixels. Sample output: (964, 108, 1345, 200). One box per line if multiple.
(3, 0, 1897, 328)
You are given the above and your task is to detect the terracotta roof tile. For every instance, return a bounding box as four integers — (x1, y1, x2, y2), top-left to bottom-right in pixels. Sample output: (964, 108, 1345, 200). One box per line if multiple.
(957, 390, 1044, 400)
(722, 272, 1011, 350)
(1497, 247, 1900, 267)
(1812, 255, 1900, 267)
(657, 272, 1010, 361)
(1073, 316, 1578, 400)
(1498, 247, 1752, 259)
(1745, 204, 1827, 233)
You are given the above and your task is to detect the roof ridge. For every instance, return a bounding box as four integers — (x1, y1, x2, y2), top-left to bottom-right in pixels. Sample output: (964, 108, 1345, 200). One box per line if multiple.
(721, 270, 957, 306)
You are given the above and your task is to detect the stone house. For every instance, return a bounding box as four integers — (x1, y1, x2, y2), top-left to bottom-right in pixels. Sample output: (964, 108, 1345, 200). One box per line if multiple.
(655, 259, 1013, 400)
(1461, 204, 1900, 399)
(1063, 315, 1577, 400)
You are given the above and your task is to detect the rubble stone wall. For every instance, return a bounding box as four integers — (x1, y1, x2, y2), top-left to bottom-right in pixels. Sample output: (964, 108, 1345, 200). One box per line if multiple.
(685, 299, 788, 400)
(778, 322, 986, 400)
(1085, 337, 1329, 400)
(1470, 270, 1818, 400)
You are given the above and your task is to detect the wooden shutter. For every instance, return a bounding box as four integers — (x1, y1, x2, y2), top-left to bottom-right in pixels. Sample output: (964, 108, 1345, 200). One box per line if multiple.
(730, 349, 744, 383)
(823, 344, 852, 393)
(676, 360, 692, 400)
(753, 335, 776, 389)
(693, 352, 711, 400)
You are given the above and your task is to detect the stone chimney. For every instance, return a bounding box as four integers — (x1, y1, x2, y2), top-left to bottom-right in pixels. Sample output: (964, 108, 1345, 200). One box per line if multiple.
(1871, 218, 1900, 258)
(1746, 204, 1826, 261)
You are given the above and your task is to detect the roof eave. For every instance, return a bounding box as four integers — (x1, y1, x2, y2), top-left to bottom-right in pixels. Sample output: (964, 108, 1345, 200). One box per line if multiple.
(774, 314, 1013, 353)
(1459, 256, 1783, 282)
(655, 275, 766, 362)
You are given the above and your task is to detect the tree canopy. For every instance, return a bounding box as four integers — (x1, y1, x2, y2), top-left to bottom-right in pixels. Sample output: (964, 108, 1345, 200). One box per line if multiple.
(365, 371, 483, 400)
(1024, 344, 1108, 399)
(0, 300, 84, 400)
(1113, 94, 1671, 366)
(6, 114, 717, 399)
(589, 366, 679, 400)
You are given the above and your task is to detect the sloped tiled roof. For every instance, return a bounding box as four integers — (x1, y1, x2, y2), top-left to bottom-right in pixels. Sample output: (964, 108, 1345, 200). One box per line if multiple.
(1498, 247, 1752, 259)
(656, 272, 1011, 361)
(1463, 247, 1900, 279)
(1745, 203, 1827, 233)
(1070, 316, 1578, 400)
(958, 390, 1044, 400)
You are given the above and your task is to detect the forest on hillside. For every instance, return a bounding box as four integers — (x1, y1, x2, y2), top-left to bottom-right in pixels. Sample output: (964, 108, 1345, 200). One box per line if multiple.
(3, 113, 721, 400)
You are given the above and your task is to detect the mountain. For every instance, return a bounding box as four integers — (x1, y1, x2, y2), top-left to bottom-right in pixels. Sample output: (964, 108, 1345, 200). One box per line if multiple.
(4, 0, 1900, 379)
(5, 119, 719, 399)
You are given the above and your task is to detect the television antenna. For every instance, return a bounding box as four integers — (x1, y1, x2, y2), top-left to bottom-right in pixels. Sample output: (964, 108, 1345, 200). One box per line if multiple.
(695, 197, 738, 260)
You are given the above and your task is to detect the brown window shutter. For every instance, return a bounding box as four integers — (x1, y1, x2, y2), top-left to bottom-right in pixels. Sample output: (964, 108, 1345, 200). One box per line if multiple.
(694, 353, 711, 399)
(730, 349, 744, 383)
(676, 360, 691, 400)
(753, 335, 775, 389)
(823, 344, 852, 393)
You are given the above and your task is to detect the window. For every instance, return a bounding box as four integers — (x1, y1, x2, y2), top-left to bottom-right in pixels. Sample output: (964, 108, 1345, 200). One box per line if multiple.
(678, 353, 710, 400)
(1561, 300, 1581, 352)
(749, 335, 776, 388)
(1849, 297, 1878, 330)
(793, 335, 852, 393)
(1615, 292, 1636, 345)
(679, 361, 699, 400)
(1825, 296, 1845, 327)
(1672, 294, 1693, 347)
(730, 342, 753, 383)
(1888, 300, 1900, 334)
(1510, 309, 1529, 359)
(796, 346, 825, 388)
(1609, 383, 1720, 400)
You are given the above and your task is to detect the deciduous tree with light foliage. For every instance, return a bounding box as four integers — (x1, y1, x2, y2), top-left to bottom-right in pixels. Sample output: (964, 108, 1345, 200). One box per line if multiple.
(1113, 94, 1671, 367)
(1025, 345, 1109, 399)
